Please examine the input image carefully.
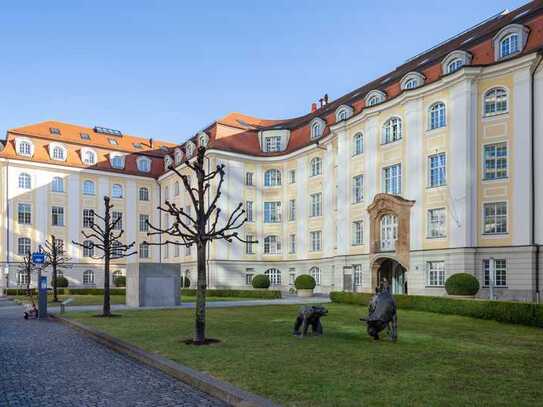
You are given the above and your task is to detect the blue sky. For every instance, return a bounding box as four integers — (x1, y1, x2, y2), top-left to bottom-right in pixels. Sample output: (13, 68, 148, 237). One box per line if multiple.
(0, 0, 528, 144)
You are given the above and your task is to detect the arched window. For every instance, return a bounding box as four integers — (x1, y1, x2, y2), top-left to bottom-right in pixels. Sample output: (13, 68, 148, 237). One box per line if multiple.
(447, 58, 464, 74)
(83, 149, 96, 165)
(139, 187, 149, 201)
(174, 181, 180, 196)
(404, 79, 417, 89)
(493, 24, 528, 61)
(174, 149, 183, 164)
(51, 145, 66, 161)
(353, 133, 364, 156)
(52, 176, 64, 193)
(137, 157, 151, 173)
(365, 90, 386, 107)
(17, 140, 33, 156)
(310, 157, 322, 177)
(82, 240, 94, 257)
(400, 72, 425, 90)
(18, 173, 31, 189)
(310, 118, 325, 140)
(263, 235, 281, 254)
(429, 102, 446, 130)
(198, 131, 209, 147)
(112, 184, 123, 199)
(382, 117, 402, 144)
(335, 105, 353, 122)
(484, 88, 508, 116)
(83, 270, 95, 285)
(264, 169, 281, 187)
(500, 33, 519, 59)
(110, 154, 124, 169)
(18, 237, 31, 255)
(83, 180, 95, 195)
(367, 96, 379, 106)
(380, 214, 398, 251)
(265, 268, 282, 285)
(309, 266, 321, 286)
(441, 50, 472, 74)
(185, 141, 196, 158)
(164, 156, 173, 170)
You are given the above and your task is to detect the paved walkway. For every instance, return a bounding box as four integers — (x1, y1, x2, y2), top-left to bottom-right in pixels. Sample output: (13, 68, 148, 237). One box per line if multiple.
(0, 298, 227, 407)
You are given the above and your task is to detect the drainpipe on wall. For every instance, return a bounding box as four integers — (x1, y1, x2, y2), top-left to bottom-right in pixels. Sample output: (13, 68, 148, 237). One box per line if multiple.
(157, 180, 162, 263)
(5, 161, 9, 288)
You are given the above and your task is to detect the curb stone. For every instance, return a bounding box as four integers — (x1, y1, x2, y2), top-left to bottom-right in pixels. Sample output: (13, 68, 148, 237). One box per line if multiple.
(49, 313, 281, 407)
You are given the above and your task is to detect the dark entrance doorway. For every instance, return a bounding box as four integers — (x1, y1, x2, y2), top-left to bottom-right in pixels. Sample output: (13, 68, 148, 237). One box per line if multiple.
(377, 259, 407, 295)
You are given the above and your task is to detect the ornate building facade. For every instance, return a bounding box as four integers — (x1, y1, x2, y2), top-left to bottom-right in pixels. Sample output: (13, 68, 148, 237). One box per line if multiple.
(2, 1, 543, 301)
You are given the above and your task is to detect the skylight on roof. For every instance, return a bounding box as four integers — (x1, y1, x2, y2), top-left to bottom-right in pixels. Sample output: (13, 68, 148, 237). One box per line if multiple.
(94, 126, 122, 137)
(50, 127, 61, 135)
(108, 138, 118, 145)
(133, 143, 143, 149)
(80, 133, 90, 140)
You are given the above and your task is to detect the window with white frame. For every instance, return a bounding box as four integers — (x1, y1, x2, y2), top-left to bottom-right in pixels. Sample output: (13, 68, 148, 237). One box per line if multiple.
(483, 143, 507, 180)
(137, 157, 151, 173)
(174, 245, 180, 258)
(139, 187, 149, 201)
(353, 264, 362, 287)
(483, 202, 507, 234)
(52, 177, 64, 193)
(18, 203, 31, 225)
(353, 133, 364, 155)
(429, 102, 446, 129)
(245, 235, 255, 254)
(246, 201, 254, 222)
(352, 221, 363, 246)
(139, 243, 150, 259)
(164, 156, 173, 170)
(352, 175, 364, 203)
(51, 144, 66, 161)
(245, 269, 254, 285)
(83, 149, 96, 165)
(335, 105, 353, 122)
(263, 235, 281, 254)
(310, 119, 324, 140)
(111, 241, 123, 258)
(365, 90, 385, 106)
(382, 117, 402, 144)
(139, 214, 149, 232)
(289, 234, 296, 254)
(499, 33, 519, 59)
(112, 211, 123, 230)
(83, 240, 94, 257)
(309, 266, 321, 286)
(174, 181, 180, 196)
(264, 201, 281, 223)
(17, 271, 29, 286)
(310, 193, 322, 217)
(83, 209, 94, 228)
(110, 154, 125, 169)
(483, 259, 507, 287)
(427, 208, 446, 238)
(289, 269, 296, 285)
(310, 157, 322, 177)
(310, 231, 322, 252)
(17, 140, 33, 156)
(185, 244, 192, 257)
(264, 136, 282, 152)
(383, 164, 401, 195)
(264, 169, 281, 187)
(288, 199, 296, 221)
(447, 58, 464, 73)
(112, 184, 123, 199)
(380, 214, 397, 251)
(484, 88, 508, 116)
(174, 149, 183, 164)
(51, 206, 64, 226)
(163, 244, 169, 259)
(245, 172, 254, 186)
(404, 79, 417, 89)
(83, 270, 95, 285)
(442, 50, 472, 74)
(164, 186, 169, 202)
(426, 261, 445, 286)
(18, 173, 31, 189)
(428, 153, 446, 187)
(83, 180, 95, 195)
(288, 169, 296, 184)
(18, 237, 31, 255)
(265, 268, 282, 285)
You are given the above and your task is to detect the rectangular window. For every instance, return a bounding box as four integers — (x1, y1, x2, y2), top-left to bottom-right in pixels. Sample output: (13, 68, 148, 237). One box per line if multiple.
(174, 244, 180, 257)
(352, 221, 363, 246)
(264, 136, 282, 152)
(245, 172, 254, 186)
(139, 243, 150, 259)
(264, 236, 281, 254)
(164, 244, 169, 259)
(288, 199, 296, 221)
(112, 211, 123, 230)
(18, 238, 31, 256)
(245, 269, 254, 286)
(483, 259, 507, 287)
(246, 201, 254, 222)
(18, 203, 31, 225)
(310, 193, 322, 217)
(426, 261, 445, 287)
(289, 269, 296, 285)
(289, 234, 296, 254)
(288, 169, 296, 184)
(245, 235, 255, 254)
(352, 175, 364, 203)
(428, 153, 446, 187)
(310, 231, 322, 252)
(83, 209, 94, 228)
(427, 208, 446, 238)
(383, 164, 401, 195)
(483, 143, 507, 180)
(483, 202, 507, 234)
(264, 202, 281, 223)
(185, 244, 191, 256)
(353, 264, 362, 286)
(51, 206, 64, 226)
(139, 214, 149, 232)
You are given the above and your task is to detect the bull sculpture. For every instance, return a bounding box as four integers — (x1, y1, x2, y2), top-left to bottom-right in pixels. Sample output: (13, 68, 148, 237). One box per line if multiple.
(360, 284, 397, 342)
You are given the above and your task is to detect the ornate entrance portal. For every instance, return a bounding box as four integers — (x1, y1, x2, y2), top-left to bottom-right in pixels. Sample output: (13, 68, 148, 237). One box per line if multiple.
(375, 258, 407, 294)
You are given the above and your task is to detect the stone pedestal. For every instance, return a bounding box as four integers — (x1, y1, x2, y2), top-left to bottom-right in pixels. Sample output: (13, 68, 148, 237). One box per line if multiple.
(126, 263, 181, 307)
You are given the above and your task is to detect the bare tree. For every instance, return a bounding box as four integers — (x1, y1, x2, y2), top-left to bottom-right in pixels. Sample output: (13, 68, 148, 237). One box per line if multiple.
(17, 251, 38, 306)
(72, 196, 137, 316)
(43, 235, 71, 302)
(145, 146, 255, 344)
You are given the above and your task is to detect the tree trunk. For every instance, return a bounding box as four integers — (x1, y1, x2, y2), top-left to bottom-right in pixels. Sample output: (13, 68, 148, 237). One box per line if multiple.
(52, 263, 58, 302)
(103, 254, 111, 316)
(194, 242, 207, 344)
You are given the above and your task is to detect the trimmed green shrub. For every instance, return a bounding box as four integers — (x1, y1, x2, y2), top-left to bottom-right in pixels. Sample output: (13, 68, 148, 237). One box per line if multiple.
(445, 273, 479, 296)
(295, 274, 316, 290)
(4, 288, 37, 296)
(68, 288, 125, 296)
(252, 274, 270, 289)
(182, 277, 191, 288)
(113, 276, 126, 288)
(330, 291, 543, 328)
(181, 288, 281, 299)
(53, 276, 69, 288)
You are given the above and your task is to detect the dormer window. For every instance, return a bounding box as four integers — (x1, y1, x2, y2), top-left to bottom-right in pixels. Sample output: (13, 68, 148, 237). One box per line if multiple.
(364, 90, 386, 107)
(49, 127, 61, 135)
(174, 148, 183, 164)
(15, 138, 34, 157)
(198, 132, 209, 148)
(310, 118, 325, 140)
(493, 24, 528, 61)
(441, 50, 472, 74)
(110, 153, 125, 169)
(50, 143, 67, 161)
(400, 72, 425, 90)
(137, 157, 151, 173)
(185, 141, 196, 158)
(335, 105, 353, 122)
(108, 138, 118, 145)
(81, 148, 96, 165)
(264, 136, 282, 152)
(164, 155, 173, 170)
(80, 133, 90, 141)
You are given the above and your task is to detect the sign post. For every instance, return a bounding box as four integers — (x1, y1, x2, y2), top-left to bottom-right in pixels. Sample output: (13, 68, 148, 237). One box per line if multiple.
(32, 250, 47, 319)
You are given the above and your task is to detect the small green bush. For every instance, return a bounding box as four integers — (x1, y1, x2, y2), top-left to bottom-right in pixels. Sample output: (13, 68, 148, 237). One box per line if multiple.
(445, 273, 479, 296)
(252, 274, 270, 289)
(295, 274, 316, 290)
(330, 291, 543, 328)
(182, 277, 191, 288)
(53, 276, 69, 288)
(113, 276, 126, 288)
(181, 288, 281, 299)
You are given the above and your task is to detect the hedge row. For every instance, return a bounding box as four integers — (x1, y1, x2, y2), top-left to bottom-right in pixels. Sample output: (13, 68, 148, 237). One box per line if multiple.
(4, 288, 126, 296)
(181, 288, 282, 299)
(330, 291, 543, 328)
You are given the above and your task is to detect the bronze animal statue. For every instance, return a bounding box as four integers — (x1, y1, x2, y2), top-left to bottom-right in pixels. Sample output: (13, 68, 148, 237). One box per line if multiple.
(360, 285, 397, 341)
(293, 305, 328, 337)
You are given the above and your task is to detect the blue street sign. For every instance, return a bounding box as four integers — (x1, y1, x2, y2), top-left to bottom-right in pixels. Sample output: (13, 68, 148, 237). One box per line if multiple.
(32, 252, 45, 264)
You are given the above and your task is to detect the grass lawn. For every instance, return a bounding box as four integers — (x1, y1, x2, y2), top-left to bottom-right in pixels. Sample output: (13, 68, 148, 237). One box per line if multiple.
(66, 303, 543, 406)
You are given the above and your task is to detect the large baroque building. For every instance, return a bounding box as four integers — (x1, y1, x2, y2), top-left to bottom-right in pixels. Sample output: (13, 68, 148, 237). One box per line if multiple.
(2, 1, 543, 301)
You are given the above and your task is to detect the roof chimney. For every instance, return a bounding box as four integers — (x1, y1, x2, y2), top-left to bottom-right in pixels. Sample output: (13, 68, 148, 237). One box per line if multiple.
(149, 138, 153, 148)
(324, 94, 329, 105)
(311, 103, 317, 112)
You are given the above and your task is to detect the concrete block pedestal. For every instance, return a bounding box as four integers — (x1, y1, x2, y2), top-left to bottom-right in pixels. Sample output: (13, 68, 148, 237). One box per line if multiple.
(127, 263, 181, 307)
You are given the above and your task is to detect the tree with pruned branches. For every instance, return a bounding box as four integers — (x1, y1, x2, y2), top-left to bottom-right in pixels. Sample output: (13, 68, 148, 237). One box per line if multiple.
(72, 196, 137, 316)
(145, 146, 255, 344)
(43, 235, 71, 302)
(17, 251, 39, 306)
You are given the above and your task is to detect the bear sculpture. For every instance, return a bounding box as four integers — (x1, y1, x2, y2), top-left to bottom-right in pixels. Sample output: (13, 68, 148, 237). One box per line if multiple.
(293, 305, 328, 337)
